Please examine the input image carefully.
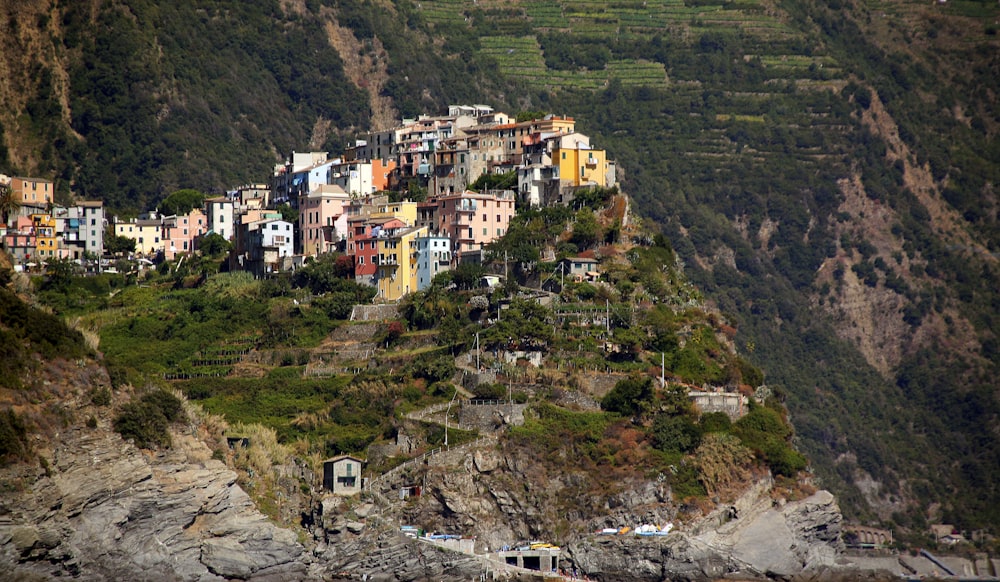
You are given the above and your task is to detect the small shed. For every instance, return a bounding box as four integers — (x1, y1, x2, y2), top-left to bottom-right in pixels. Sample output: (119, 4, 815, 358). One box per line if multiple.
(561, 257, 600, 280)
(322, 454, 365, 495)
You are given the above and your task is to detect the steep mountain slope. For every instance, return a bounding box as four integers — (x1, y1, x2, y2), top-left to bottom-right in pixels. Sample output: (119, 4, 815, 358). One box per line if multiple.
(1, 0, 998, 533)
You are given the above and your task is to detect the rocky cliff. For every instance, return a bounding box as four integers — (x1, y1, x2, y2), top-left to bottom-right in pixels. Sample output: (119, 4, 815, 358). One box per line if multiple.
(0, 359, 877, 582)
(566, 486, 844, 581)
(0, 361, 310, 581)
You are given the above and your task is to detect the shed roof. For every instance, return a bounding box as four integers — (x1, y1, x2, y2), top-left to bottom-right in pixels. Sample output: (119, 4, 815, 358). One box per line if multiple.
(322, 454, 365, 464)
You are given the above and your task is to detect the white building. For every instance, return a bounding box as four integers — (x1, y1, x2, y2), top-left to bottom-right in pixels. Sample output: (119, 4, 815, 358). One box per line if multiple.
(205, 196, 235, 241)
(246, 219, 294, 277)
(328, 159, 375, 196)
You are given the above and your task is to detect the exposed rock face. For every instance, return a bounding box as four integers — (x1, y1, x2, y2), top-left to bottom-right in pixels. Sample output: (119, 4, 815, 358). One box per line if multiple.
(314, 529, 488, 582)
(0, 422, 309, 580)
(566, 487, 845, 581)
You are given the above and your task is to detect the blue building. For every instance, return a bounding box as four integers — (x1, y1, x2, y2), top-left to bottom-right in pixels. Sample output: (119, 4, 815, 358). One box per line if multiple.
(414, 235, 452, 290)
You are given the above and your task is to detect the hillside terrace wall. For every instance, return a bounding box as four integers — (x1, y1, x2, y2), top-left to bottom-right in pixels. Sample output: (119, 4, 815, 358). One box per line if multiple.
(350, 304, 399, 321)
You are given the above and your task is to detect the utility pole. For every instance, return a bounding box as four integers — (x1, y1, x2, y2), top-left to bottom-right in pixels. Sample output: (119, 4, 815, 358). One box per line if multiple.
(661, 352, 665, 388)
(476, 332, 480, 370)
(606, 299, 610, 333)
(445, 386, 458, 447)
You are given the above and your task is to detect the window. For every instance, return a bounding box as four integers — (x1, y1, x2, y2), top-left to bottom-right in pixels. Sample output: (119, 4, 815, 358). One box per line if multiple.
(496, 214, 501, 222)
(91, 219, 96, 225)
(482, 214, 486, 222)
(562, 152, 566, 160)
(483, 228, 487, 235)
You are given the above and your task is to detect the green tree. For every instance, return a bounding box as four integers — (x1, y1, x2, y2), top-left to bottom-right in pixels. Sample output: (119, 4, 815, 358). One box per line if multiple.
(570, 208, 601, 249)
(661, 383, 696, 416)
(0, 182, 20, 226)
(452, 262, 485, 290)
(104, 229, 137, 255)
(293, 254, 353, 294)
(601, 373, 654, 419)
(515, 110, 547, 122)
(732, 402, 807, 477)
(199, 233, 232, 257)
(470, 170, 517, 192)
(159, 189, 205, 216)
(276, 203, 298, 224)
(651, 413, 702, 454)
(41, 257, 79, 292)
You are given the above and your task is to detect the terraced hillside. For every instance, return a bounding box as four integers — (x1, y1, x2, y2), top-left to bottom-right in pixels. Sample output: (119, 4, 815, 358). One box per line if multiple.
(416, 0, 818, 90)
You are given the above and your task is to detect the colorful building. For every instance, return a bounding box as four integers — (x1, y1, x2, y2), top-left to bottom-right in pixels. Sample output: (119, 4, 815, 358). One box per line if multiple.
(31, 214, 57, 259)
(162, 209, 207, 260)
(115, 217, 164, 257)
(436, 190, 516, 259)
(298, 184, 350, 256)
(376, 225, 427, 301)
(10, 177, 54, 212)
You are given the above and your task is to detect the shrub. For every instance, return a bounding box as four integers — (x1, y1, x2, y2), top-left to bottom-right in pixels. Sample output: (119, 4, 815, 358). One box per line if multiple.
(651, 413, 702, 454)
(0, 409, 30, 464)
(601, 374, 654, 419)
(91, 387, 112, 406)
(699, 411, 732, 433)
(732, 402, 805, 477)
(113, 389, 186, 449)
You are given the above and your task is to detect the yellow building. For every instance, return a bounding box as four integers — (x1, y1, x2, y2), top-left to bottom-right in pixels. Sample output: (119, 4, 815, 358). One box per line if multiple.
(115, 218, 163, 256)
(517, 114, 575, 136)
(31, 214, 57, 259)
(376, 226, 426, 301)
(369, 201, 418, 226)
(555, 146, 610, 189)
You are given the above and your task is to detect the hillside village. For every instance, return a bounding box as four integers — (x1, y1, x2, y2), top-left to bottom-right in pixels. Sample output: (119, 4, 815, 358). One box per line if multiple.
(1, 105, 615, 301)
(5, 106, 999, 578)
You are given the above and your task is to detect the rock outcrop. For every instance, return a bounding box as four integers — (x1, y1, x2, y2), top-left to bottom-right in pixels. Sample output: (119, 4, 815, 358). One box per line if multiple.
(565, 486, 846, 581)
(0, 420, 309, 580)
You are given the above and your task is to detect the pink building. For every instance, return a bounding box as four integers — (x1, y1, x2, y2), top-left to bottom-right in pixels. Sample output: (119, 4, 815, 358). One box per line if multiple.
(162, 209, 207, 260)
(3, 216, 36, 262)
(298, 184, 351, 256)
(436, 190, 516, 259)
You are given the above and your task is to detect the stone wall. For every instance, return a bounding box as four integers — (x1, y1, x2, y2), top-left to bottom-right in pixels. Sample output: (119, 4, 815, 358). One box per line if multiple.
(689, 391, 747, 420)
(574, 372, 627, 398)
(458, 402, 528, 431)
(350, 304, 399, 321)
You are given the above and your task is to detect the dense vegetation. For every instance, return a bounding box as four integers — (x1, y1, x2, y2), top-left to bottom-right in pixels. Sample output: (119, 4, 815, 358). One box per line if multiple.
(0, 287, 90, 389)
(2, 0, 999, 535)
